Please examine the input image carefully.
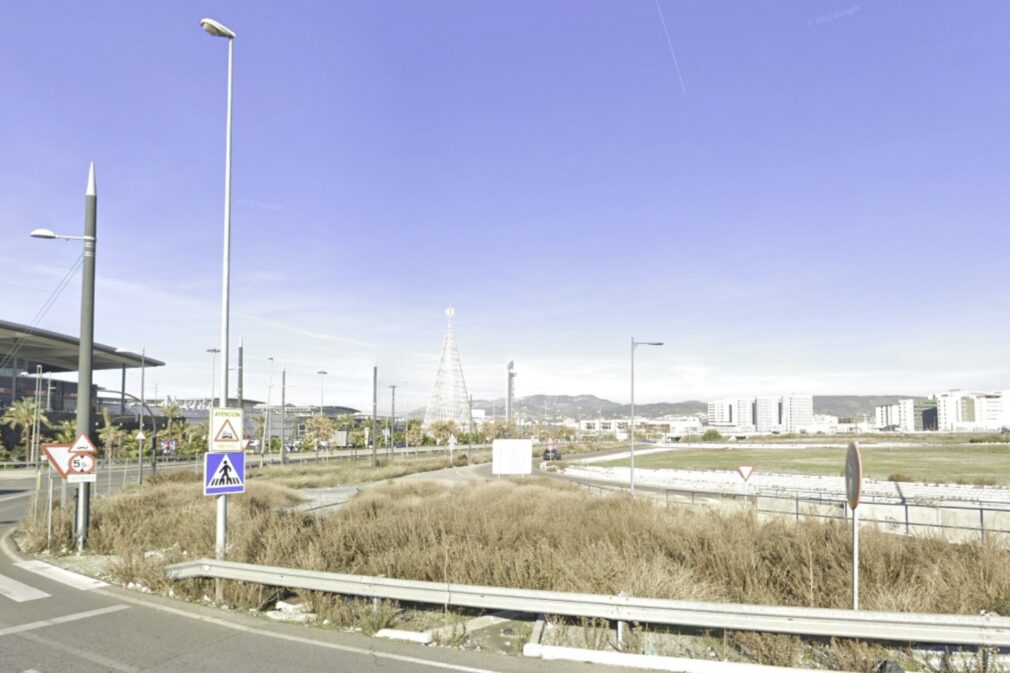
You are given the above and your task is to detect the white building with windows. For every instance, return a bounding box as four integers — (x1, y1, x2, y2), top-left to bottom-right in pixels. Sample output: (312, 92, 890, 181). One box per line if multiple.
(934, 390, 1010, 432)
(707, 394, 813, 434)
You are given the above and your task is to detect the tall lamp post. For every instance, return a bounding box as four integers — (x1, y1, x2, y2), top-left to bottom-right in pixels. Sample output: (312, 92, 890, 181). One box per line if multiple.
(317, 370, 327, 413)
(30, 162, 97, 551)
(116, 346, 148, 484)
(388, 384, 396, 456)
(200, 16, 236, 595)
(206, 348, 220, 408)
(630, 337, 663, 496)
(261, 356, 274, 467)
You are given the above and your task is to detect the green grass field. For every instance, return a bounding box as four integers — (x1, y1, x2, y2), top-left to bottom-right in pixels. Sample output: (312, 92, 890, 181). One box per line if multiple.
(598, 443, 1010, 485)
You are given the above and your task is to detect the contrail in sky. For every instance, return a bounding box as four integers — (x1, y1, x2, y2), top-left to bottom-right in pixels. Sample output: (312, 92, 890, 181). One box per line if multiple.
(653, 0, 688, 95)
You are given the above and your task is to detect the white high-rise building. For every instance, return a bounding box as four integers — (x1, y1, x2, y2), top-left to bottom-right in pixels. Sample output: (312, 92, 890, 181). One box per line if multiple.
(707, 400, 733, 426)
(735, 398, 755, 429)
(934, 390, 1010, 432)
(754, 397, 781, 432)
(781, 395, 813, 432)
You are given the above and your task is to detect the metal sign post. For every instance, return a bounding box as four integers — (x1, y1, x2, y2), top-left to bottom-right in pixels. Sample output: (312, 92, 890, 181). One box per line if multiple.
(845, 441, 863, 611)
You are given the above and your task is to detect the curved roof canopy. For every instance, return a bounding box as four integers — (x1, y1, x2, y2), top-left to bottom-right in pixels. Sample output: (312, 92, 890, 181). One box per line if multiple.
(0, 319, 164, 373)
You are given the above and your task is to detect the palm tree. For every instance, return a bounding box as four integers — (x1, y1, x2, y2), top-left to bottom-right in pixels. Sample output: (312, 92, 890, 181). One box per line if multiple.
(50, 419, 78, 443)
(1, 398, 50, 461)
(98, 409, 126, 460)
(161, 401, 183, 446)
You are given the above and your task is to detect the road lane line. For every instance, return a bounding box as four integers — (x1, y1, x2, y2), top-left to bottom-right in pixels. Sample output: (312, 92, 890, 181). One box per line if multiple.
(0, 604, 129, 637)
(0, 573, 50, 602)
(17, 630, 139, 673)
(15, 560, 108, 590)
(98, 589, 506, 673)
(0, 491, 32, 504)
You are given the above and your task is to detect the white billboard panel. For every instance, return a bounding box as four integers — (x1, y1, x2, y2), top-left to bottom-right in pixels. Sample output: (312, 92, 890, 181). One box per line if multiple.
(492, 439, 533, 476)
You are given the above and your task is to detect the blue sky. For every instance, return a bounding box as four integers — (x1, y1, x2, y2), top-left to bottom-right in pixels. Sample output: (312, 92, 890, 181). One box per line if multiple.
(3, 1, 1010, 411)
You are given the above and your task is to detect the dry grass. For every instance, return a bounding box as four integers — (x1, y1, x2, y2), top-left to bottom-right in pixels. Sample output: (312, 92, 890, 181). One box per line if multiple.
(20, 477, 1010, 669)
(247, 452, 485, 489)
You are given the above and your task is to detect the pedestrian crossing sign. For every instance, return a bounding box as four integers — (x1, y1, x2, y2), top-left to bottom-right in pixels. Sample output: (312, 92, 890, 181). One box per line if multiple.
(204, 451, 245, 496)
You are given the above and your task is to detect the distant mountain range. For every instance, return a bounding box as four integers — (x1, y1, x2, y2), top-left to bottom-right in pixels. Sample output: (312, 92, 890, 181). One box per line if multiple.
(410, 394, 913, 421)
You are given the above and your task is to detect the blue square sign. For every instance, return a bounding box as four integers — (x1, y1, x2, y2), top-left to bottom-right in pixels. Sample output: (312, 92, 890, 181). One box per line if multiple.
(204, 451, 245, 496)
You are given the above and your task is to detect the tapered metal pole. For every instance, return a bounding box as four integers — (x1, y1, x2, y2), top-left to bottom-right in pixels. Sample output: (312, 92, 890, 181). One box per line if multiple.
(280, 367, 287, 465)
(237, 339, 244, 409)
(75, 163, 97, 551)
(218, 37, 234, 411)
(389, 385, 396, 455)
(852, 506, 860, 610)
(137, 348, 145, 485)
(371, 366, 377, 468)
(630, 337, 635, 497)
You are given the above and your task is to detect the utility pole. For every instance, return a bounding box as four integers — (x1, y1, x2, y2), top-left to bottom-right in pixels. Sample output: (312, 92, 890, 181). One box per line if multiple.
(280, 367, 287, 465)
(506, 361, 515, 427)
(371, 366, 378, 468)
(389, 384, 396, 456)
(237, 339, 244, 409)
(75, 163, 97, 551)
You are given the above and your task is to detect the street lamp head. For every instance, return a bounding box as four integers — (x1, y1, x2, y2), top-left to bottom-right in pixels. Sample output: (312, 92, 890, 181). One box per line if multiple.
(30, 228, 57, 239)
(207, 348, 220, 354)
(317, 370, 327, 376)
(200, 18, 236, 39)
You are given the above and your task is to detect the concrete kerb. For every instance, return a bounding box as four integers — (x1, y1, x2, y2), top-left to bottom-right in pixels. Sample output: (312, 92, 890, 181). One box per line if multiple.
(521, 614, 857, 673)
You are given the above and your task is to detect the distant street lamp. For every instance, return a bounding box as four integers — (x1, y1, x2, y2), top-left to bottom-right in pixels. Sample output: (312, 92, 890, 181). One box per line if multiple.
(317, 370, 327, 413)
(116, 346, 148, 484)
(630, 338, 663, 496)
(261, 356, 274, 467)
(206, 348, 220, 407)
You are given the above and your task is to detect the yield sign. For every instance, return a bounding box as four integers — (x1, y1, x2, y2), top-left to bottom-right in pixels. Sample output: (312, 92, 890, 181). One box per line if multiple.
(737, 465, 755, 482)
(42, 444, 73, 478)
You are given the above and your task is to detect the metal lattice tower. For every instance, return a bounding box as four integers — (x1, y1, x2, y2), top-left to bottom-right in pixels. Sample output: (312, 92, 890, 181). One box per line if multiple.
(423, 307, 471, 428)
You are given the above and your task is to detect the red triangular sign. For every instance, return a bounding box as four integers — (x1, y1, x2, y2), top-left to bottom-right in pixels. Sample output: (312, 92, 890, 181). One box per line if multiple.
(737, 465, 755, 482)
(214, 419, 239, 442)
(42, 444, 73, 478)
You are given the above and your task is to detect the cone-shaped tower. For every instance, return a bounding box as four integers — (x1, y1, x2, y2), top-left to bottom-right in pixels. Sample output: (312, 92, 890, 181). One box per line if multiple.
(423, 307, 471, 428)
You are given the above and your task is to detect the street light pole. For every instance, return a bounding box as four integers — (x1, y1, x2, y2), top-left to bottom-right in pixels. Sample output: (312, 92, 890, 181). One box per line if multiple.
(206, 348, 220, 409)
(137, 346, 145, 485)
(389, 384, 396, 456)
(77, 163, 97, 551)
(200, 17, 236, 601)
(317, 370, 327, 413)
(630, 337, 663, 496)
(262, 356, 274, 467)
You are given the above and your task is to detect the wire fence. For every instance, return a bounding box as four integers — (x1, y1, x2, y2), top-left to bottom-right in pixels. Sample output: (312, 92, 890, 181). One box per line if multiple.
(570, 479, 1010, 544)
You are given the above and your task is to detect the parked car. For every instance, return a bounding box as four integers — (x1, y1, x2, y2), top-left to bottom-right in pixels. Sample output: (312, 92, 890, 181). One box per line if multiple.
(543, 447, 562, 461)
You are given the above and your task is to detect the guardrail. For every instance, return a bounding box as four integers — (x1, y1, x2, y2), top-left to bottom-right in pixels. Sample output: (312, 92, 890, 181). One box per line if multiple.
(166, 558, 1010, 646)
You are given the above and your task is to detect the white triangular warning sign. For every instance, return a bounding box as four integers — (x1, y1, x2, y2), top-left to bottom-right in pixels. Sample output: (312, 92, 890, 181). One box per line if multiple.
(208, 454, 242, 488)
(214, 419, 239, 443)
(737, 465, 755, 482)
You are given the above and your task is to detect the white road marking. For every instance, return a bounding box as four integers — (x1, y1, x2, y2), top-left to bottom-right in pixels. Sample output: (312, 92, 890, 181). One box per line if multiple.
(0, 604, 129, 637)
(100, 589, 507, 673)
(0, 491, 33, 504)
(17, 629, 139, 673)
(15, 560, 107, 590)
(0, 573, 50, 603)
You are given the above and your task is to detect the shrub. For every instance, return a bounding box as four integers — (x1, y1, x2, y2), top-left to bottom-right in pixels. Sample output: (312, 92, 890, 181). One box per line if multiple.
(701, 429, 724, 442)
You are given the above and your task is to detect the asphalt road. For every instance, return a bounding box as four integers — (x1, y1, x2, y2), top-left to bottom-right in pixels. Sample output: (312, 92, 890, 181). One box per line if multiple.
(0, 466, 635, 673)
